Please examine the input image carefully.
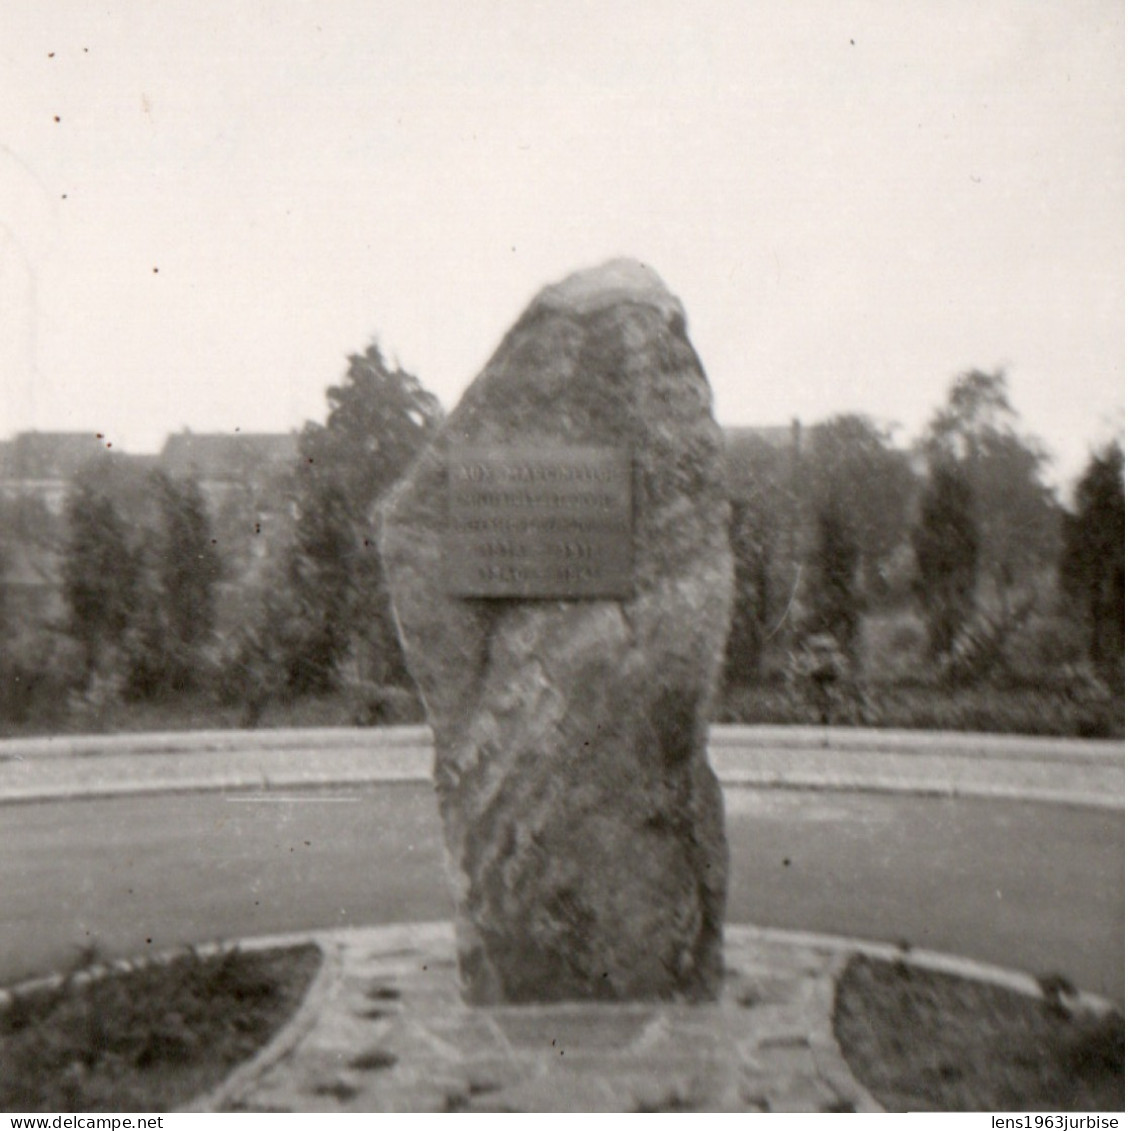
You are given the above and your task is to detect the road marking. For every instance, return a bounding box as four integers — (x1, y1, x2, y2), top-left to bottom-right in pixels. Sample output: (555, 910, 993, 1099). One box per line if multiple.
(223, 795, 363, 803)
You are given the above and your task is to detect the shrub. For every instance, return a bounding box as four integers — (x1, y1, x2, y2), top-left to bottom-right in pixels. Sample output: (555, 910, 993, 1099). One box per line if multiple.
(65, 662, 127, 730)
(0, 628, 86, 730)
(785, 634, 871, 725)
(1004, 615, 1087, 680)
(343, 681, 425, 726)
(860, 610, 928, 685)
(806, 503, 862, 661)
(714, 678, 1122, 737)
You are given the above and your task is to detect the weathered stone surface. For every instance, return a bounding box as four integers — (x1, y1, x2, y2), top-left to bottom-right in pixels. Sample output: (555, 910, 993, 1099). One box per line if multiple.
(380, 259, 734, 1004)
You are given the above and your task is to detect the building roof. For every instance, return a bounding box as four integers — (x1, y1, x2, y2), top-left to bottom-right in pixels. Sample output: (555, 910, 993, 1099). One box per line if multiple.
(1, 432, 112, 481)
(1, 427, 798, 498)
(0, 537, 54, 588)
(159, 431, 298, 481)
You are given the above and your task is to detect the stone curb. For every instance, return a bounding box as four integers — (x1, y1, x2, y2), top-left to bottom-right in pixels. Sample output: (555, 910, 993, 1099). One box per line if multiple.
(0, 770, 1118, 810)
(7, 921, 1108, 1020)
(3, 724, 1120, 763)
(1, 725, 1118, 811)
(712, 726, 1125, 765)
(811, 951, 885, 1113)
(0, 725, 433, 761)
(0, 772, 430, 807)
(0, 930, 337, 1014)
(755, 926, 1121, 1013)
(721, 775, 1123, 811)
(182, 935, 341, 1114)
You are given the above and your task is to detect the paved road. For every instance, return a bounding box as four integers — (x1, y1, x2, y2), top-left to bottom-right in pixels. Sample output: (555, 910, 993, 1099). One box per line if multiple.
(1, 784, 1121, 999)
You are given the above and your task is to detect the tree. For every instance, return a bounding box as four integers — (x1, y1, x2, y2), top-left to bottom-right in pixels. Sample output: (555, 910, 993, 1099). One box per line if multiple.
(1061, 441, 1124, 683)
(126, 473, 223, 697)
(725, 500, 777, 683)
(281, 483, 357, 693)
(0, 500, 22, 643)
(802, 415, 916, 599)
(0, 493, 66, 631)
(920, 369, 1059, 606)
(152, 473, 221, 652)
(272, 341, 444, 693)
(723, 433, 798, 683)
(807, 499, 862, 660)
(297, 342, 443, 517)
(62, 484, 140, 677)
(911, 464, 978, 661)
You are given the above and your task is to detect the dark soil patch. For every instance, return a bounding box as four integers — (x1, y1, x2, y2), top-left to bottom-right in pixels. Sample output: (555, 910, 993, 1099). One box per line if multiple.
(835, 954, 1124, 1111)
(0, 944, 321, 1112)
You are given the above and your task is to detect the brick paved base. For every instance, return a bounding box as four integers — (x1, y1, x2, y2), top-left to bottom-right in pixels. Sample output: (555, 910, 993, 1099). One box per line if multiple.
(196, 923, 882, 1114)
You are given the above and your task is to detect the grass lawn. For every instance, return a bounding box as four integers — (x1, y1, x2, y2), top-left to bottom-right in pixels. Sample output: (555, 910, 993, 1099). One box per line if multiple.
(0, 945, 321, 1113)
(835, 954, 1125, 1112)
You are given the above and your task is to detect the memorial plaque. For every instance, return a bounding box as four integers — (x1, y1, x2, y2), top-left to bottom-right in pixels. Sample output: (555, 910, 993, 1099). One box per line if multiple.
(445, 445, 632, 598)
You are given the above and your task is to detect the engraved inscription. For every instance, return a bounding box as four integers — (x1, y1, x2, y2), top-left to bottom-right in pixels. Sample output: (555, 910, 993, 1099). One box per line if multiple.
(445, 446, 632, 598)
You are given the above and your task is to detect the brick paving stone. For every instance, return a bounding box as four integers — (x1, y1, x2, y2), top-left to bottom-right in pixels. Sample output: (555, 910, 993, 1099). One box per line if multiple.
(491, 1007, 657, 1050)
(767, 1077, 851, 1114)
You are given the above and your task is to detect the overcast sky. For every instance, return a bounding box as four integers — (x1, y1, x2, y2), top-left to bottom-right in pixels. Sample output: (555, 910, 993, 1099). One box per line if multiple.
(1, 1, 1122, 488)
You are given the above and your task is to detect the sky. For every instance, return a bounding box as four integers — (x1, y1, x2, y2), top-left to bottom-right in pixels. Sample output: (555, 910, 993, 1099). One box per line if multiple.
(1, 1, 1123, 490)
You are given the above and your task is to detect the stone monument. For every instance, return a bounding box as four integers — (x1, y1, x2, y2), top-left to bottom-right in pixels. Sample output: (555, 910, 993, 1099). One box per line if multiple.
(380, 259, 734, 1004)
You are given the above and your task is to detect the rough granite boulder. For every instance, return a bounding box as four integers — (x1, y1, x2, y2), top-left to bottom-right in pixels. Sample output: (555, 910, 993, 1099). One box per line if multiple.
(380, 259, 734, 1004)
